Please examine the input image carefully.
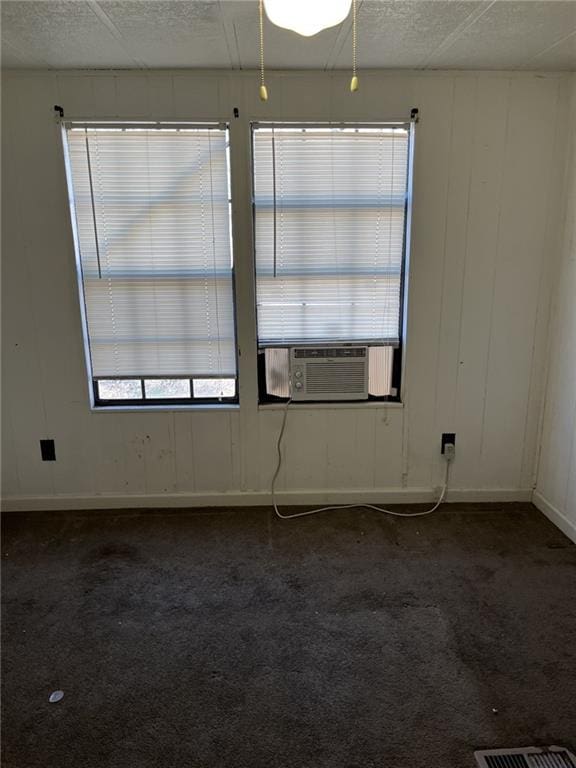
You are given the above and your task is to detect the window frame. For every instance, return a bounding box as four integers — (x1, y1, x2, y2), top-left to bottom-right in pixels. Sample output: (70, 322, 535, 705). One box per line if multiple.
(61, 120, 240, 410)
(92, 376, 238, 408)
(250, 120, 415, 405)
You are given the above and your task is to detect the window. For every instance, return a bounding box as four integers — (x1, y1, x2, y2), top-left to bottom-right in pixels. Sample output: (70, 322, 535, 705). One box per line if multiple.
(252, 123, 412, 402)
(63, 122, 236, 407)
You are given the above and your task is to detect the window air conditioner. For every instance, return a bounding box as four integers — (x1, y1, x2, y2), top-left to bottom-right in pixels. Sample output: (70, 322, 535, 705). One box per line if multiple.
(289, 346, 369, 401)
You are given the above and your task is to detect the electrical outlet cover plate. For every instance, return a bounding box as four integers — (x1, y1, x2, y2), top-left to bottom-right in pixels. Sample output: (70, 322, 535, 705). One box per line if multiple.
(40, 439, 56, 461)
(441, 432, 456, 455)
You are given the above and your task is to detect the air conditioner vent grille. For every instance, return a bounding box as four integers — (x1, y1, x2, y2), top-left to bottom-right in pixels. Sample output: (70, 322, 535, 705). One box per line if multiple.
(529, 756, 576, 768)
(305, 362, 367, 393)
(476, 748, 576, 768)
(294, 347, 367, 359)
(484, 757, 529, 768)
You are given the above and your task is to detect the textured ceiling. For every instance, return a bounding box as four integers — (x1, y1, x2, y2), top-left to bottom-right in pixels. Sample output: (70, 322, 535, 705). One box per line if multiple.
(2, 0, 575, 71)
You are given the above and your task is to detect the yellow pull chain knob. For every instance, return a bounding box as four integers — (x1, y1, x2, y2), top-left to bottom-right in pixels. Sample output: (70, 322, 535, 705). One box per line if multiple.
(350, 0, 358, 94)
(258, 0, 268, 102)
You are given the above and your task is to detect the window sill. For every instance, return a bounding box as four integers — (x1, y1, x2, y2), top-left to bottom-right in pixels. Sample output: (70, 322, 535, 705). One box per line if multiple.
(90, 402, 403, 413)
(91, 403, 240, 414)
(258, 401, 404, 412)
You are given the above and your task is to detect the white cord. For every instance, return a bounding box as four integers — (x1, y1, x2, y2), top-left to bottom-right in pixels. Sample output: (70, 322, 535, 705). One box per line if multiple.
(271, 399, 452, 520)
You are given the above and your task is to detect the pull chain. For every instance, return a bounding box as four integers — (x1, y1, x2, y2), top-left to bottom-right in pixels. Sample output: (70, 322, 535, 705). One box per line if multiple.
(350, 0, 359, 92)
(259, 0, 268, 101)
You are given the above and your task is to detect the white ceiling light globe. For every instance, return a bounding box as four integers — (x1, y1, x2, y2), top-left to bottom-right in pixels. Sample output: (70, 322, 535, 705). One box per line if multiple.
(263, 0, 353, 37)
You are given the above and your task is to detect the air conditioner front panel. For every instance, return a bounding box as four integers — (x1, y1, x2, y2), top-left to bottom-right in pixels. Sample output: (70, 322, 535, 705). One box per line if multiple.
(290, 346, 368, 401)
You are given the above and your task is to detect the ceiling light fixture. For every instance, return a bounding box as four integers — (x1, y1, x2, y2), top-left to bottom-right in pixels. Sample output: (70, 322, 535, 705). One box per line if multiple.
(264, 0, 353, 37)
(258, 0, 359, 102)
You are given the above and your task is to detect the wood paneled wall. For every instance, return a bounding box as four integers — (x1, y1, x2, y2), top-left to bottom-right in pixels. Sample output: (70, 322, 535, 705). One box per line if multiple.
(534, 76, 576, 543)
(1, 70, 571, 510)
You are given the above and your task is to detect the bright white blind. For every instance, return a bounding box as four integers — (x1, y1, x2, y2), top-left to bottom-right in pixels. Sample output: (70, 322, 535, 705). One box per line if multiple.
(65, 124, 235, 378)
(253, 126, 410, 346)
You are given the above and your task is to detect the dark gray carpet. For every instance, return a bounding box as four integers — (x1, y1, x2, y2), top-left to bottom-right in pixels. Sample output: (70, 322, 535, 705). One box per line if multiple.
(2, 503, 575, 768)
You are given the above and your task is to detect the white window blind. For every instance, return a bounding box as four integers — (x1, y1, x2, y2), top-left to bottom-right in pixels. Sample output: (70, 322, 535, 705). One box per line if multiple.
(253, 125, 410, 347)
(64, 124, 235, 380)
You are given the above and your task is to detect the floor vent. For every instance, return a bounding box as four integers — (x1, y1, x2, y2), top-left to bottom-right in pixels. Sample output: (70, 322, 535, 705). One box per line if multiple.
(475, 747, 576, 768)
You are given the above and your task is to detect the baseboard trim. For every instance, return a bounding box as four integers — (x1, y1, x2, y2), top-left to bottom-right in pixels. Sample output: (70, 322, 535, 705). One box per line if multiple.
(1, 487, 532, 512)
(532, 490, 576, 544)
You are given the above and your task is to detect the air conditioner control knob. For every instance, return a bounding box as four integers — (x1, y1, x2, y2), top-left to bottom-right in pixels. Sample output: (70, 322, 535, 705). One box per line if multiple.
(295, 382, 303, 390)
(295, 371, 302, 378)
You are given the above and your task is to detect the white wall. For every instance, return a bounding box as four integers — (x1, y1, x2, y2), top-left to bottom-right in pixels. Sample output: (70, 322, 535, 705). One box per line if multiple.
(1, 69, 571, 510)
(534, 75, 576, 543)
